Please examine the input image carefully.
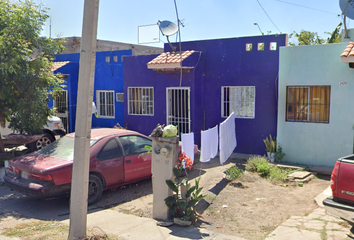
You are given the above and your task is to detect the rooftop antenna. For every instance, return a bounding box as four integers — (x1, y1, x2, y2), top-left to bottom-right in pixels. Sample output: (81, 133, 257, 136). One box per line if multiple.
(158, 20, 179, 51)
(339, 0, 354, 38)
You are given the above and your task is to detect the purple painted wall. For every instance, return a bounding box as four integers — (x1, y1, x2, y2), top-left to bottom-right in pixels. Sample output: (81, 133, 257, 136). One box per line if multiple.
(124, 34, 287, 155)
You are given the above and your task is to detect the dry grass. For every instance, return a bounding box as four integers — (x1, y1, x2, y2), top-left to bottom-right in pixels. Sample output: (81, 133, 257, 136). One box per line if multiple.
(1, 220, 121, 240)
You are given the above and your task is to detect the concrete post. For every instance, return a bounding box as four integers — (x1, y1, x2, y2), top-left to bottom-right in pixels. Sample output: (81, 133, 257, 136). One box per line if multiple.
(150, 136, 179, 220)
(68, 0, 99, 239)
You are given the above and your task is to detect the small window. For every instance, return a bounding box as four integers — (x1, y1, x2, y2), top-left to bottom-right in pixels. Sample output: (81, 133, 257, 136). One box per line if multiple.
(116, 92, 124, 102)
(246, 43, 252, 51)
(221, 86, 255, 118)
(119, 135, 152, 156)
(96, 90, 115, 118)
(128, 87, 154, 115)
(113, 56, 118, 62)
(270, 42, 277, 50)
(258, 43, 264, 51)
(105, 56, 110, 62)
(97, 138, 123, 160)
(286, 86, 330, 123)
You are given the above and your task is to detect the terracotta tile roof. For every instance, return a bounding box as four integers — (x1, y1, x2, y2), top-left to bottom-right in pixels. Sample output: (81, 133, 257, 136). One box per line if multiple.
(340, 42, 354, 57)
(147, 50, 195, 68)
(51, 61, 70, 72)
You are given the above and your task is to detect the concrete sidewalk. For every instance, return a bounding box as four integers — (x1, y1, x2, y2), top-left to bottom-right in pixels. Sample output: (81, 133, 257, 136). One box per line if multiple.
(64, 209, 245, 240)
(265, 187, 353, 240)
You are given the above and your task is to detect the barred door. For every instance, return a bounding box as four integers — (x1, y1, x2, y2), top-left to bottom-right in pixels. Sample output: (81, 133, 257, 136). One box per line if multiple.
(166, 87, 191, 137)
(53, 90, 69, 132)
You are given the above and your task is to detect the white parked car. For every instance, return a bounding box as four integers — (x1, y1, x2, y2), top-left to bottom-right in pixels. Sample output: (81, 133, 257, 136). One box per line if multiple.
(1, 116, 66, 152)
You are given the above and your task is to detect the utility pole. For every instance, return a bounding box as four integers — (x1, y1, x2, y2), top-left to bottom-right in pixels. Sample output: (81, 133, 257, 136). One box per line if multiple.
(68, 0, 99, 239)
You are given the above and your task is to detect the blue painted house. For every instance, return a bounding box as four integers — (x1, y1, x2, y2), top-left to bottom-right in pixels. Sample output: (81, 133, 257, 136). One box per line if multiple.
(51, 50, 132, 133)
(123, 34, 288, 155)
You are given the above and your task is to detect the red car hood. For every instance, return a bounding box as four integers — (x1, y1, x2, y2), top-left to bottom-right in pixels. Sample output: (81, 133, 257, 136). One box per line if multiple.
(10, 152, 71, 173)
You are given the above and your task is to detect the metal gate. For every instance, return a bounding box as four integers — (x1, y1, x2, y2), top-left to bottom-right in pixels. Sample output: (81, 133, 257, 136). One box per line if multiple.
(166, 87, 191, 136)
(53, 90, 69, 132)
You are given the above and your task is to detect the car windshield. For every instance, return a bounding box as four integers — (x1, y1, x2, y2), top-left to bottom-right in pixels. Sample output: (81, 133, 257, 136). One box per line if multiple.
(36, 136, 97, 161)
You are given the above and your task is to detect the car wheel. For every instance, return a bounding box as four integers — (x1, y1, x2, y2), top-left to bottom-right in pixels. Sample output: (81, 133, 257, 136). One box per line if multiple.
(88, 174, 103, 205)
(28, 133, 55, 152)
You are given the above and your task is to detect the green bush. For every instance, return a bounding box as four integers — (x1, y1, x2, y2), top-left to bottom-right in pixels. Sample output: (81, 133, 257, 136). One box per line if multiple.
(225, 166, 243, 182)
(245, 156, 269, 172)
(268, 167, 288, 182)
(256, 161, 271, 176)
(245, 156, 290, 183)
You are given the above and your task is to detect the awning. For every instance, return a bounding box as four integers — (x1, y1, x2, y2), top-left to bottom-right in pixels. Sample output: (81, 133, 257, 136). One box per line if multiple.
(147, 50, 195, 71)
(51, 61, 70, 72)
(340, 42, 354, 63)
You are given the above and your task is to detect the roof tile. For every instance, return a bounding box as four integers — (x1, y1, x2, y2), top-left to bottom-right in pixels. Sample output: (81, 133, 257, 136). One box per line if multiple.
(51, 61, 70, 72)
(147, 50, 195, 66)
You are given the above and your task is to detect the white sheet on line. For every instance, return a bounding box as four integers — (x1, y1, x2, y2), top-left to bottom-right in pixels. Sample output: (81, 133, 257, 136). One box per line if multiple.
(181, 132, 195, 164)
(200, 125, 218, 163)
(219, 112, 237, 165)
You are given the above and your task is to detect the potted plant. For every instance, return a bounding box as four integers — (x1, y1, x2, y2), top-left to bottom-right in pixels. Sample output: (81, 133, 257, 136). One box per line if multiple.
(263, 134, 276, 162)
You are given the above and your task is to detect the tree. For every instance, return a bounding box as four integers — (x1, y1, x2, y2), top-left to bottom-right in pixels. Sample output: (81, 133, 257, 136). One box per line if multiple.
(288, 23, 342, 46)
(0, 0, 65, 153)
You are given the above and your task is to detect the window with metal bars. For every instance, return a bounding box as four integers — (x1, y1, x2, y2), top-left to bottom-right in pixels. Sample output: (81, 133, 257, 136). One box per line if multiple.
(96, 90, 115, 118)
(128, 87, 154, 115)
(286, 86, 330, 123)
(221, 86, 255, 118)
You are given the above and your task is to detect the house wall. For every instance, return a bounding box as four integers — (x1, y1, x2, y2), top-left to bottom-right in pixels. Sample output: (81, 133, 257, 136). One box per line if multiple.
(54, 49, 132, 132)
(277, 43, 354, 167)
(124, 35, 287, 155)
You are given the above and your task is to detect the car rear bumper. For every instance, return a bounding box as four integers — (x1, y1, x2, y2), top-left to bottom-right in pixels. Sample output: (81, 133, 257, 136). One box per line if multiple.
(4, 173, 71, 198)
(323, 196, 354, 224)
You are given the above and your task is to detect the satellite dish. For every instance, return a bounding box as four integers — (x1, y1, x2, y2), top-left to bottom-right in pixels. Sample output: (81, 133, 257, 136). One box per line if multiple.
(158, 20, 178, 36)
(340, 0, 354, 19)
(339, 0, 354, 38)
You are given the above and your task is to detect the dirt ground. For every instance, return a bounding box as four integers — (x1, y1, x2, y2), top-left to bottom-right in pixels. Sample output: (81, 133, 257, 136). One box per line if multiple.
(109, 157, 331, 240)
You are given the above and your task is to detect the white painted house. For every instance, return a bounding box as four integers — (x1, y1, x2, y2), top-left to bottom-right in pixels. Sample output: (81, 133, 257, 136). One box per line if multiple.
(277, 31, 354, 167)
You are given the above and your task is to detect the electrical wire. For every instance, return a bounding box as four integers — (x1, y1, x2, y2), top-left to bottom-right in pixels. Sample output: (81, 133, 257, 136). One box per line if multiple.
(256, 0, 282, 33)
(276, 0, 340, 16)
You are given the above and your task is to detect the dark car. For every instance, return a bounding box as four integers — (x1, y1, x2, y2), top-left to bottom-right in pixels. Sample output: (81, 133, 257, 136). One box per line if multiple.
(4, 128, 152, 205)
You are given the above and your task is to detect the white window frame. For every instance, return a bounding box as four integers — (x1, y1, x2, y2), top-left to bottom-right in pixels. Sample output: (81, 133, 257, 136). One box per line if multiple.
(96, 90, 115, 118)
(128, 87, 154, 116)
(221, 86, 256, 118)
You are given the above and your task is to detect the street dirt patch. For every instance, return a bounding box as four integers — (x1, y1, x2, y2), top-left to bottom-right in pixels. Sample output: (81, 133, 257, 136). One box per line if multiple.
(111, 157, 330, 240)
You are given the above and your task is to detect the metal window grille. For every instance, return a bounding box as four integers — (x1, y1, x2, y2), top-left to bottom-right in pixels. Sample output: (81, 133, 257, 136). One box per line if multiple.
(116, 92, 124, 102)
(128, 87, 154, 115)
(286, 86, 330, 123)
(53, 90, 69, 131)
(221, 86, 255, 118)
(166, 87, 191, 136)
(96, 90, 115, 118)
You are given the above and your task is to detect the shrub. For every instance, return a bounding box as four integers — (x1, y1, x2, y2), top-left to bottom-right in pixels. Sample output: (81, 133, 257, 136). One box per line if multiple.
(225, 166, 243, 182)
(256, 161, 271, 176)
(245, 156, 269, 172)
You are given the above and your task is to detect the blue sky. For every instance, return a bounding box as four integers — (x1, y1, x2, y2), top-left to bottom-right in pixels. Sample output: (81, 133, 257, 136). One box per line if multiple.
(40, 0, 344, 47)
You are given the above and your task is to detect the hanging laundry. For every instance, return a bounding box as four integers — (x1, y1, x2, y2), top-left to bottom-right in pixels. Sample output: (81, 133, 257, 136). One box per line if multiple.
(200, 125, 218, 163)
(219, 112, 237, 165)
(181, 132, 195, 164)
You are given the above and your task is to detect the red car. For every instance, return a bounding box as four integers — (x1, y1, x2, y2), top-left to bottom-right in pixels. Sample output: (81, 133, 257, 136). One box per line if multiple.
(4, 128, 152, 205)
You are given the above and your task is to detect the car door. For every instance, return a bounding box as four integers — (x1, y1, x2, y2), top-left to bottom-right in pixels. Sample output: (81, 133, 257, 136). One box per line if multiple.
(94, 137, 124, 188)
(118, 135, 152, 183)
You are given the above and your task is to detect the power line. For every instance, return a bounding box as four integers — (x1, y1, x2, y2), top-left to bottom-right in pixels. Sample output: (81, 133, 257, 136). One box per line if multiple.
(256, 0, 282, 33)
(276, 0, 340, 16)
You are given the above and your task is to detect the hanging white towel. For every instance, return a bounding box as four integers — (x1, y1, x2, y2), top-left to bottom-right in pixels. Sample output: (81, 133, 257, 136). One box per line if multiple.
(219, 112, 237, 165)
(200, 125, 219, 163)
(181, 133, 195, 164)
